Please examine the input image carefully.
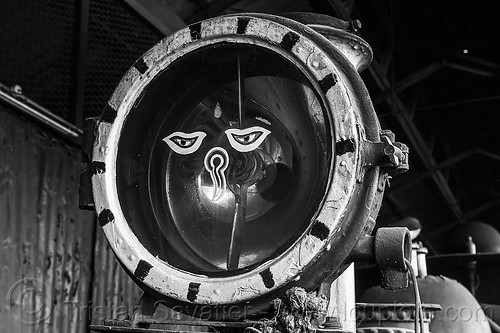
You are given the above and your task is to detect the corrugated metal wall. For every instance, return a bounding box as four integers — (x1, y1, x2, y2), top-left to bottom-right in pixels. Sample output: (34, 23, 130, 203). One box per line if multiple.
(90, 230, 142, 325)
(0, 106, 142, 332)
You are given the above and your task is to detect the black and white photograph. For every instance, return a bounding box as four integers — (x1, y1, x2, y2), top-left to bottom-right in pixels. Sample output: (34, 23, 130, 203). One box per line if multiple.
(0, 1, 499, 332)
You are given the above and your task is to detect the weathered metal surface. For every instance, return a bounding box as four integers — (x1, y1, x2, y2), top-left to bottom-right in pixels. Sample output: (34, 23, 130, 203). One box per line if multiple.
(356, 303, 441, 333)
(0, 105, 94, 332)
(0, 105, 143, 331)
(281, 13, 373, 72)
(89, 13, 385, 319)
(0, 83, 82, 141)
(374, 227, 412, 290)
(91, 228, 143, 325)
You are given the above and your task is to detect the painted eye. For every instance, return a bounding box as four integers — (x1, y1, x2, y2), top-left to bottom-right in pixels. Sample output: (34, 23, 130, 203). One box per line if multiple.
(163, 131, 207, 155)
(225, 126, 271, 152)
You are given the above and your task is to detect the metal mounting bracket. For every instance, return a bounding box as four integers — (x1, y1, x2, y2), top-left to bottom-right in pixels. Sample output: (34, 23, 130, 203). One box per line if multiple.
(361, 130, 409, 174)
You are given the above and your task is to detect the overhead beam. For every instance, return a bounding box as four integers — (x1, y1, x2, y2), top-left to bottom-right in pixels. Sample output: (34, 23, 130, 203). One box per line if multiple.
(405, 39, 500, 71)
(122, 0, 185, 36)
(378, 43, 394, 76)
(328, 2, 463, 222)
(382, 83, 463, 221)
(443, 60, 497, 78)
(374, 60, 496, 106)
(391, 148, 500, 193)
(391, 149, 475, 193)
(373, 62, 443, 105)
(427, 200, 500, 239)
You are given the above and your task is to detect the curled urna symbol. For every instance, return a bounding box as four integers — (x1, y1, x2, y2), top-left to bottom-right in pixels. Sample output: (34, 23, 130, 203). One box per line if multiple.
(204, 147, 229, 201)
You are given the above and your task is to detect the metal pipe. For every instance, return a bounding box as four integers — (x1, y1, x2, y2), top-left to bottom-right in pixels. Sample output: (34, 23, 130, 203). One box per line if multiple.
(0, 86, 82, 140)
(326, 263, 356, 332)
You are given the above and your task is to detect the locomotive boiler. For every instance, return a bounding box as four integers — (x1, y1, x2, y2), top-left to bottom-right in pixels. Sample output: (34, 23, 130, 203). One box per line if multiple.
(80, 12, 413, 333)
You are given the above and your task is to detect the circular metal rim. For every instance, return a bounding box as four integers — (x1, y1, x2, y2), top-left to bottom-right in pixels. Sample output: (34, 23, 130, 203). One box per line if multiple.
(91, 14, 367, 306)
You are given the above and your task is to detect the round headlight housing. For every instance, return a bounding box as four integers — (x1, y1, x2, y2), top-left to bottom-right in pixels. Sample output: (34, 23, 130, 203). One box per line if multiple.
(90, 13, 384, 318)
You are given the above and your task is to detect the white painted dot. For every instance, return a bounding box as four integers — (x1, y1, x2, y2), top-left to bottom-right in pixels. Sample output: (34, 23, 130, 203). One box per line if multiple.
(214, 102, 222, 118)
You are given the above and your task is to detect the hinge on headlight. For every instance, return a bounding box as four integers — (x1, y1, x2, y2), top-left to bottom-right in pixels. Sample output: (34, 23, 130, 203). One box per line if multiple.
(361, 130, 409, 174)
(79, 117, 99, 211)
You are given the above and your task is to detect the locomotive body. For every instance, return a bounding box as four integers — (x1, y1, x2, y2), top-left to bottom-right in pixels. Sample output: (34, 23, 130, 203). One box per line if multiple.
(82, 13, 411, 333)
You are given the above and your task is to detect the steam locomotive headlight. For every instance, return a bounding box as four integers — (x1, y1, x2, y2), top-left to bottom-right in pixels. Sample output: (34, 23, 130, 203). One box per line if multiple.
(89, 13, 384, 318)
(116, 42, 331, 275)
